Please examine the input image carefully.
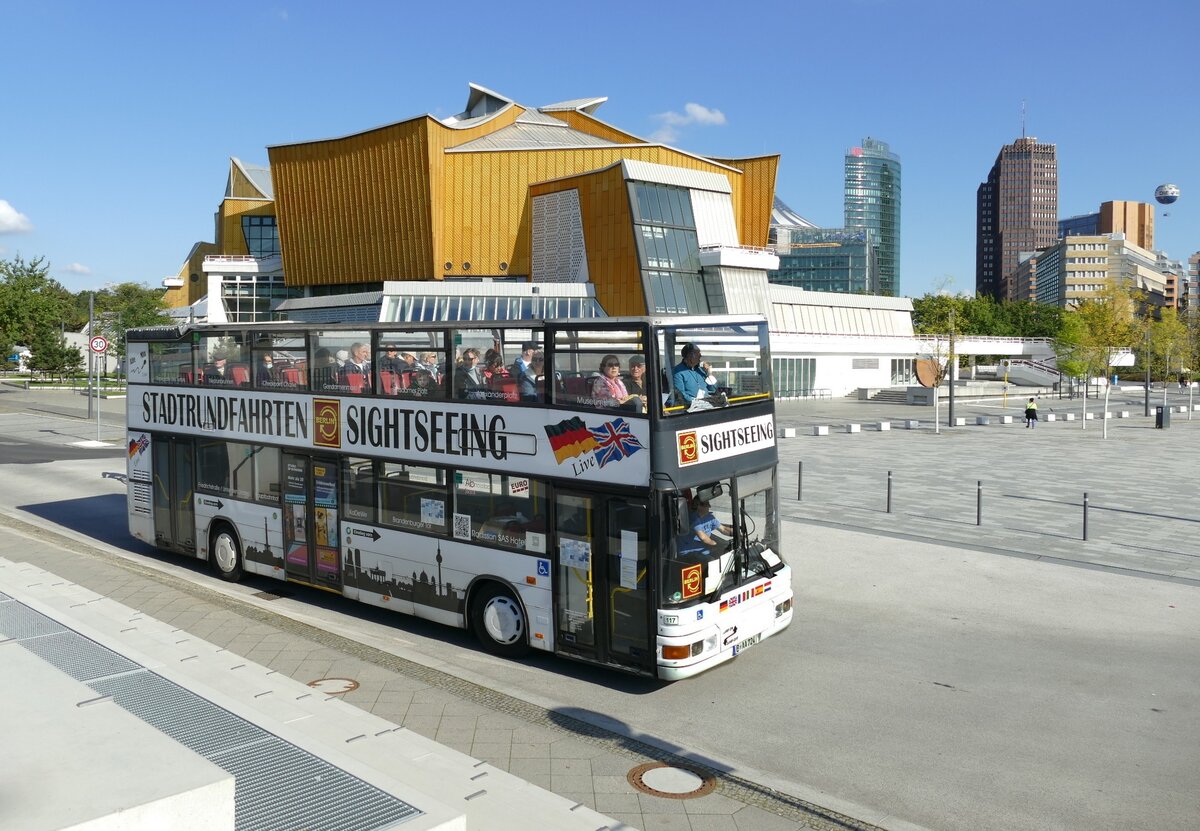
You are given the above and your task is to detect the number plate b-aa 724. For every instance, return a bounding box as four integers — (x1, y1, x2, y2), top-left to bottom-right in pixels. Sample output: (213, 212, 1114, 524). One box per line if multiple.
(733, 633, 761, 655)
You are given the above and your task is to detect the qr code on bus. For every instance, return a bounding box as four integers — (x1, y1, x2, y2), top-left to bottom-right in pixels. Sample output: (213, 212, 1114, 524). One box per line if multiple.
(453, 512, 471, 541)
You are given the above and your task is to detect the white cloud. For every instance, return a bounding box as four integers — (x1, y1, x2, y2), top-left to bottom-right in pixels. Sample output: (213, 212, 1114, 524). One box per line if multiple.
(63, 262, 92, 275)
(0, 200, 34, 234)
(650, 103, 726, 144)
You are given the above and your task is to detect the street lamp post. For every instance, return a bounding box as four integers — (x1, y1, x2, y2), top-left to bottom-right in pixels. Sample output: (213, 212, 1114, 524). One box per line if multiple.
(947, 308, 956, 428)
(1144, 330, 1151, 417)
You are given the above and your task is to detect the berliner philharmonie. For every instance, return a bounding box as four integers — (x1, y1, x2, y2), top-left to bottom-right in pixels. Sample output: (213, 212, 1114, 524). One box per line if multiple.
(163, 83, 922, 398)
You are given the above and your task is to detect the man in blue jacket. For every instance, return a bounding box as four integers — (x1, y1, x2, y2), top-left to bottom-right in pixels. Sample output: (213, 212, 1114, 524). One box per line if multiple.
(672, 343, 716, 407)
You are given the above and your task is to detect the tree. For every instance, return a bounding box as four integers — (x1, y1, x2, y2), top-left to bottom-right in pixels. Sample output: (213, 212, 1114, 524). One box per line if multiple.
(88, 282, 171, 371)
(1146, 307, 1188, 406)
(0, 255, 74, 348)
(27, 329, 83, 382)
(1062, 284, 1140, 437)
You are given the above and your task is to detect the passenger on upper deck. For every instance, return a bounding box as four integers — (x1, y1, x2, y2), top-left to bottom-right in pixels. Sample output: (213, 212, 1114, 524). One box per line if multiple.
(672, 343, 717, 408)
(255, 353, 278, 385)
(593, 354, 645, 412)
(203, 352, 231, 385)
(512, 341, 539, 402)
(454, 348, 486, 400)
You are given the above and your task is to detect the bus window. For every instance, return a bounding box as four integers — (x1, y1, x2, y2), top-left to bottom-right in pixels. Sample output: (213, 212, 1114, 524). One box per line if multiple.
(551, 327, 647, 413)
(196, 439, 253, 501)
(341, 457, 376, 523)
(149, 341, 194, 385)
(376, 330, 448, 400)
(311, 331, 371, 395)
(198, 334, 248, 387)
(252, 332, 307, 391)
(253, 445, 281, 505)
(379, 463, 448, 534)
(660, 322, 771, 415)
(452, 469, 547, 553)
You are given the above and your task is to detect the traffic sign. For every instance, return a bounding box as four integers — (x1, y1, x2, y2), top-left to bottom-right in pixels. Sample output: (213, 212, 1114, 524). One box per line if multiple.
(89, 335, 109, 354)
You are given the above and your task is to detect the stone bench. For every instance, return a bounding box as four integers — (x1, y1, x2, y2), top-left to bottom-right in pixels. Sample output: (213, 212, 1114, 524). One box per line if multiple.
(1000, 415, 1013, 424)
(845, 423, 861, 434)
(780, 427, 797, 438)
(975, 416, 989, 426)
(1118, 411, 1131, 418)
(1064, 413, 1076, 421)
(903, 420, 920, 429)
(876, 421, 890, 431)
(1044, 413, 1056, 422)
(813, 425, 829, 436)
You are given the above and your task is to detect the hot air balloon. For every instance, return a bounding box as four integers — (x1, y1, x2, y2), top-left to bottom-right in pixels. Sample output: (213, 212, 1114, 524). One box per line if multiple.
(1155, 184, 1180, 205)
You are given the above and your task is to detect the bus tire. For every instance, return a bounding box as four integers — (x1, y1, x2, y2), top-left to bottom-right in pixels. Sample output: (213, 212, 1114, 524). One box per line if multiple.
(469, 583, 529, 658)
(210, 522, 244, 582)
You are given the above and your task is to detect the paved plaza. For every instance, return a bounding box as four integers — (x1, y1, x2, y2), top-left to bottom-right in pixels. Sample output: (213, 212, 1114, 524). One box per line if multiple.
(1, 383, 1197, 830)
(774, 387, 1200, 586)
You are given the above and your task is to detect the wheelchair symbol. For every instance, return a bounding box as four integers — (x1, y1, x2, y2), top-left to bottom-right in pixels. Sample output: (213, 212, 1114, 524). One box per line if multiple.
(537, 559, 550, 577)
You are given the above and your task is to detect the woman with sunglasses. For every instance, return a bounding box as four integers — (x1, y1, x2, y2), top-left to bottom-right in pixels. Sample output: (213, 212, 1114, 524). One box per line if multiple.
(592, 354, 645, 412)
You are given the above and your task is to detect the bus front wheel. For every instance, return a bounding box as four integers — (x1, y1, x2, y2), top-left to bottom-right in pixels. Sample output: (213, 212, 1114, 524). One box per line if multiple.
(210, 523, 244, 582)
(470, 584, 529, 658)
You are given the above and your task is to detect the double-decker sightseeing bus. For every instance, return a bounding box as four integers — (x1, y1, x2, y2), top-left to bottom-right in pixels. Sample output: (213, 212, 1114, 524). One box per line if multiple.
(124, 316, 792, 679)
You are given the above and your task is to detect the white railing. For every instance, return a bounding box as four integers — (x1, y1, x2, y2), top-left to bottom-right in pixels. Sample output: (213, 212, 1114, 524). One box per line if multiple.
(698, 244, 776, 256)
(204, 255, 259, 263)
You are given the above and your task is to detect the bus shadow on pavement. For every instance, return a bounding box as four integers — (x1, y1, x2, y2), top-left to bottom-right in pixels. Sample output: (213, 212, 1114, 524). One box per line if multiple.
(19, 493, 133, 550)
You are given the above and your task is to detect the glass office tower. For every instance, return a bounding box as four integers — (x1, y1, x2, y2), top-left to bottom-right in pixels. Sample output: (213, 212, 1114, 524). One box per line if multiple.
(844, 138, 901, 296)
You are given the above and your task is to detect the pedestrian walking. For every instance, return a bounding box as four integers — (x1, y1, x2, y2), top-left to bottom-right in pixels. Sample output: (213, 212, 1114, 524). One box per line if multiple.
(1024, 397, 1038, 428)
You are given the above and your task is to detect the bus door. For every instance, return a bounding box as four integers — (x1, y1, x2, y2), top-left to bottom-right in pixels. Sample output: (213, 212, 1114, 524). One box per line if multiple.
(152, 436, 195, 555)
(282, 452, 342, 592)
(553, 491, 653, 672)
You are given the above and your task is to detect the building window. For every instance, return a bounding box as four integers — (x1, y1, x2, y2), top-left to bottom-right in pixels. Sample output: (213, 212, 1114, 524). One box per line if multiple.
(630, 182, 707, 315)
(241, 215, 280, 258)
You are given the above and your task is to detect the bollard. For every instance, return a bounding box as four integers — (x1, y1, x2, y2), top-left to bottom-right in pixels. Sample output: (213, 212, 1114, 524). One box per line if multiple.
(977, 481, 982, 526)
(797, 460, 802, 502)
(1083, 492, 1089, 541)
(886, 470, 893, 514)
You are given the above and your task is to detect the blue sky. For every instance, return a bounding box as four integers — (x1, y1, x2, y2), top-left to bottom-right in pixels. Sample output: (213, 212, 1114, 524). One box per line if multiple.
(2, 0, 1196, 299)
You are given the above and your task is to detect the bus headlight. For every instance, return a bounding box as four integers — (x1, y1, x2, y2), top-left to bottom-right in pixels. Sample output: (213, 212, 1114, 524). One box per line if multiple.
(662, 637, 713, 661)
(775, 597, 793, 617)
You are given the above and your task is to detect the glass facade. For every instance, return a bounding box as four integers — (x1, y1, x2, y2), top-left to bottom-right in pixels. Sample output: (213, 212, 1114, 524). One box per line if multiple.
(630, 182, 708, 314)
(220, 274, 299, 323)
(388, 294, 604, 322)
(769, 227, 878, 293)
(241, 215, 280, 258)
(844, 138, 901, 297)
(772, 357, 817, 398)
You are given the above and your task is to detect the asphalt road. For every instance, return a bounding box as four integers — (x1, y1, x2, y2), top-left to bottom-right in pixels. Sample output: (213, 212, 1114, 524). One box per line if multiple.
(2, 427, 1196, 830)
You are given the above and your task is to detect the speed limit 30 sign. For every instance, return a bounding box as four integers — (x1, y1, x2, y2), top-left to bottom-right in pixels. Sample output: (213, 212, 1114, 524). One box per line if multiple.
(89, 335, 109, 354)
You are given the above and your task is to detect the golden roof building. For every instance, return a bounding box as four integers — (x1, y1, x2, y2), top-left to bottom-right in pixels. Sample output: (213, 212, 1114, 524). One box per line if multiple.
(167, 83, 781, 323)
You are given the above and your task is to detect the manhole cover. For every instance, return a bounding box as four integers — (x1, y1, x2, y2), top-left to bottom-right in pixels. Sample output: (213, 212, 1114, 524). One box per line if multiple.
(307, 677, 359, 695)
(627, 762, 717, 799)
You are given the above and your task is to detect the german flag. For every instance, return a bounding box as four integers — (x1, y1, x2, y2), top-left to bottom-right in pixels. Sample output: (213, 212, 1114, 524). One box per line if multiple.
(544, 417, 598, 464)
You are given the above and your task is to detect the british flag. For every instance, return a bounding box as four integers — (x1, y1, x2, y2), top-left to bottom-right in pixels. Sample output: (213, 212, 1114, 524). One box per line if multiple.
(590, 418, 644, 468)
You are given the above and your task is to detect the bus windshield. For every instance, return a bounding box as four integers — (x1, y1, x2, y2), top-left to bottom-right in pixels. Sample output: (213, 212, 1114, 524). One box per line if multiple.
(661, 468, 781, 607)
(658, 321, 771, 415)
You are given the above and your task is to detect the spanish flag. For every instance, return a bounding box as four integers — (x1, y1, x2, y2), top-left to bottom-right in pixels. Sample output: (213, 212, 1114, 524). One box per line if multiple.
(544, 417, 598, 464)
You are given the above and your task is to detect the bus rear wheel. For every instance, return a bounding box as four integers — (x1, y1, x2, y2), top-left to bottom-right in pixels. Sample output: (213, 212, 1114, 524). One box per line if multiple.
(210, 523, 243, 582)
(470, 584, 528, 658)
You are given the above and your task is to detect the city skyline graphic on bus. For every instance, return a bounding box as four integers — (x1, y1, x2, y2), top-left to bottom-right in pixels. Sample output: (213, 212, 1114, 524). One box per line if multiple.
(544, 416, 643, 469)
(344, 545, 464, 614)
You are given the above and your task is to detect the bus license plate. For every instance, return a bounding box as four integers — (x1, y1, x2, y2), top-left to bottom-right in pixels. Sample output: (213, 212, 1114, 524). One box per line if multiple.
(733, 633, 761, 655)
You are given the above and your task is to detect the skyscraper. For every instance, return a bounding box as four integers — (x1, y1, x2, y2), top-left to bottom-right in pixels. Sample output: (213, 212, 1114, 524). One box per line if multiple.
(976, 136, 1058, 300)
(844, 138, 901, 296)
